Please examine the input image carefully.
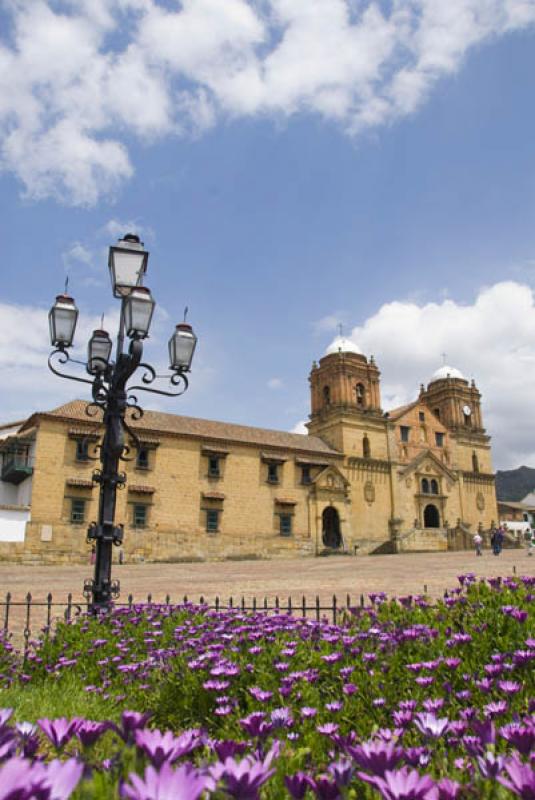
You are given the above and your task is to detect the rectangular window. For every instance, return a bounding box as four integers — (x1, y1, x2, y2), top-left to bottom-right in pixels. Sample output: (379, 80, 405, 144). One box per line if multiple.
(208, 456, 220, 477)
(75, 439, 89, 462)
(267, 463, 279, 484)
(419, 411, 425, 422)
(400, 426, 410, 443)
(279, 514, 292, 536)
(434, 408, 441, 420)
(301, 466, 312, 484)
(133, 504, 148, 528)
(206, 509, 219, 533)
(70, 498, 86, 524)
(136, 448, 150, 469)
(435, 432, 445, 447)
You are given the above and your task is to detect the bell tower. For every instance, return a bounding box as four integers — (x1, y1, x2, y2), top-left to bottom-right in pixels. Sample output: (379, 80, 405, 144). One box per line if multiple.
(308, 338, 382, 423)
(421, 366, 484, 432)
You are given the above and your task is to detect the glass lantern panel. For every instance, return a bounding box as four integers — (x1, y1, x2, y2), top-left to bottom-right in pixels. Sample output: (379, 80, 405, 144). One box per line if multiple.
(51, 306, 77, 345)
(125, 295, 154, 337)
(88, 336, 112, 371)
(112, 250, 146, 294)
(170, 330, 196, 369)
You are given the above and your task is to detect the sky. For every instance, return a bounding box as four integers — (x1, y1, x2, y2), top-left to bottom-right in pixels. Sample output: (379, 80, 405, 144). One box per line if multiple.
(1, 0, 535, 470)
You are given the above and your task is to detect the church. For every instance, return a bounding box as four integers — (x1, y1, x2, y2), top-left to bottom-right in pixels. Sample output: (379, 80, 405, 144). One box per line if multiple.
(0, 337, 497, 564)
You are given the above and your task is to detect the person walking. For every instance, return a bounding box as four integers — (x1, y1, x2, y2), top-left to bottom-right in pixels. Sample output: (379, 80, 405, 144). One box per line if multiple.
(493, 527, 504, 556)
(527, 528, 535, 557)
(473, 532, 483, 556)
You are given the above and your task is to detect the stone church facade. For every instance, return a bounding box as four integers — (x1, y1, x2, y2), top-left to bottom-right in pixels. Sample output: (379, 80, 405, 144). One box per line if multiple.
(0, 339, 498, 564)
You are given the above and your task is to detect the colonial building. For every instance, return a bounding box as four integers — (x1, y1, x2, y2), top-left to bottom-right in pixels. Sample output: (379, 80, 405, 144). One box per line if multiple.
(0, 338, 498, 564)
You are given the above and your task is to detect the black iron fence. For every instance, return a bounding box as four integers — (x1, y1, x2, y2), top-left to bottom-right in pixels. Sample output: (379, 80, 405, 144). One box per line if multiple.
(1, 569, 520, 650)
(1, 590, 378, 651)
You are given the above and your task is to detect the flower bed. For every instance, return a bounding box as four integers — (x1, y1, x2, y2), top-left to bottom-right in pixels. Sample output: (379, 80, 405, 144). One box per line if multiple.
(0, 574, 534, 798)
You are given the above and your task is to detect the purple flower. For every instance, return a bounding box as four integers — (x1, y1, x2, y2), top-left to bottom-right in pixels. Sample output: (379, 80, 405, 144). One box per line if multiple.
(37, 717, 81, 749)
(476, 751, 505, 779)
(116, 711, 152, 744)
(210, 752, 277, 800)
(358, 767, 437, 800)
(317, 723, 339, 737)
(497, 755, 535, 799)
(135, 728, 201, 767)
(301, 707, 317, 720)
(0, 709, 13, 729)
(43, 759, 84, 800)
(484, 701, 508, 718)
(248, 687, 273, 702)
(212, 740, 248, 761)
(76, 720, 111, 747)
(436, 777, 462, 799)
(500, 723, 535, 756)
(308, 775, 343, 799)
(239, 712, 272, 739)
(414, 713, 449, 738)
(285, 772, 310, 799)
(121, 762, 208, 800)
(328, 758, 354, 788)
(347, 740, 404, 775)
(270, 707, 294, 729)
(471, 719, 496, 745)
(498, 680, 521, 695)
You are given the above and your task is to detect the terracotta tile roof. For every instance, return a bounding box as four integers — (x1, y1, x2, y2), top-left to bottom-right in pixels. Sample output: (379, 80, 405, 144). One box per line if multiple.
(32, 400, 341, 457)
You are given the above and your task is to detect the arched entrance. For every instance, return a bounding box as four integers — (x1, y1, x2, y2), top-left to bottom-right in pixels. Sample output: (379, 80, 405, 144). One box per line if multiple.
(322, 506, 342, 549)
(424, 504, 440, 528)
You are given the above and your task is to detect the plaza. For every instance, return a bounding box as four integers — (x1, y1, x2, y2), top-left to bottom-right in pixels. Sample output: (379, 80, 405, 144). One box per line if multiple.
(1, 549, 533, 605)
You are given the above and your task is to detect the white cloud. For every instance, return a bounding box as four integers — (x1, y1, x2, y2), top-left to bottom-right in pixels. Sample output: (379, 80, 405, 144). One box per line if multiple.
(291, 419, 308, 435)
(327, 281, 535, 470)
(267, 377, 283, 390)
(1, 1, 535, 203)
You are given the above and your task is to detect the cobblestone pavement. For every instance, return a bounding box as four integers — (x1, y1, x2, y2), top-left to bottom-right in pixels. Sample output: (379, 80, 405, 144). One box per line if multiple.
(1, 548, 533, 604)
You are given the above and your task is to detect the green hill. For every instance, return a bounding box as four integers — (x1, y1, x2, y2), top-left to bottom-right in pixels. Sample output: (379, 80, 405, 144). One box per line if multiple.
(495, 466, 535, 502)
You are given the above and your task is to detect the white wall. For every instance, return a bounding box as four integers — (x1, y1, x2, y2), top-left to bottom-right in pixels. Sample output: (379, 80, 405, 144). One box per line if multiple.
(0, 508, 29, 542)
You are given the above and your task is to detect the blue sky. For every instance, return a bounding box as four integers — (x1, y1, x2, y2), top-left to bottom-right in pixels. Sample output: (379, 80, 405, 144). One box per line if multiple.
(2, 1, 535, 469)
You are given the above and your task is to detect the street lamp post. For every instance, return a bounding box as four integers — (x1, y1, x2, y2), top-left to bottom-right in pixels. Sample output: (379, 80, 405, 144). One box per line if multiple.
(48, 234, 197, 611)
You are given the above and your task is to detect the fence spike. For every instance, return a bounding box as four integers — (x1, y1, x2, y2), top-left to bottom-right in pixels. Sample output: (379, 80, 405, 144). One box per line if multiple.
(215, 596, 220, 612)
(288, 596, 292, 615)
(252, 596, 257, 612)
(263, 597, 268, 610)
(229, 596, 233, 608)
(66, 593, 72, 622)
(46, 593, 53, 631)
(183, 595, 188, 605)
(200, 595, 205, 605)
(275, 596, 280, 612)
(302, 595, 306, 618)
(165, 594, 170, 605)
(332, 594, 337, 624)
(360, 593, 364, 608)
(23, 593, 32, 658)
(423, 584, 428, 595)
(3, 592, 11, 633)
(513, 565, 517, 575)
(147, 593, 152, 604)
(241, 596, 245, 611)
(315, 595, 320, 622)
(128, 593, 133, 608)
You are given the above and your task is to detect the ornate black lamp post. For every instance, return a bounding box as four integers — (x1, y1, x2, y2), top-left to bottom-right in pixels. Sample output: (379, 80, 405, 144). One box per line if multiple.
(47, 234, 197, 611)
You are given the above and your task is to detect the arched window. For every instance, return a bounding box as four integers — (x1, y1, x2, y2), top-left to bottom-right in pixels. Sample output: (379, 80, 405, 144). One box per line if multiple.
(355, 383, 365, 407)
(472, 452, 479, 473)
(363, 435, 371, 458)
(430, 479, 439, 495)
(421, 478, 429, 494)
(323, 386, 331, 406)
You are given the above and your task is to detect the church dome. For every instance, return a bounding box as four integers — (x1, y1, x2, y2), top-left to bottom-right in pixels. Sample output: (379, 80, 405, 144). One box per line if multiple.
(325, 336, 362, 356)
(430, 365, 465, 382)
